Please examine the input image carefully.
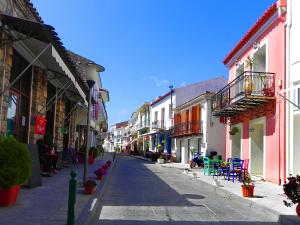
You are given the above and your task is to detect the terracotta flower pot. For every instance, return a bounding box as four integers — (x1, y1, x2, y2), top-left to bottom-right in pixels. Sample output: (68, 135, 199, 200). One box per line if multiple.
(88, 156, 95, 165)
(241, 185, 254, 197)
(296, 203, 300, 217)
(0, 185, 21, 206)
(84, 186, 95, 195)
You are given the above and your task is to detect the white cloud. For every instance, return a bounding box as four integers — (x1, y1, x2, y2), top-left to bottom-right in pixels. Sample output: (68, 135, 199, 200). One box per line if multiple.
(181, 81, 186, 87)
(118, 108, 128, 116)
(147, 75, 170, 88)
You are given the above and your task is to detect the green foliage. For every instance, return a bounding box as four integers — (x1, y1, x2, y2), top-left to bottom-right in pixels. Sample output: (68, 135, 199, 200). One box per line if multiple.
(0, 137, 32, 189)
(242, 172, 253, 186)
(89, 147, 98, 158)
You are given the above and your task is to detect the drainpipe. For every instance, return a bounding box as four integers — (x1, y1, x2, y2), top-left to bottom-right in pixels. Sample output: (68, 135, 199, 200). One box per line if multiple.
(0, 39, 7, 137)
(285, 0, 292, 180)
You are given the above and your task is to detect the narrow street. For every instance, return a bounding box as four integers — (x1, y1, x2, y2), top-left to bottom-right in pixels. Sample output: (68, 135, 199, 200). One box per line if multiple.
(91, 155, 281, 225)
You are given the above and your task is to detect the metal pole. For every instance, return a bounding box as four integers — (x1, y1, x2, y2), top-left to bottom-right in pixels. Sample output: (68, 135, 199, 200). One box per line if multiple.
(83, 80, 95, 184)
(67, 171, 77, 225)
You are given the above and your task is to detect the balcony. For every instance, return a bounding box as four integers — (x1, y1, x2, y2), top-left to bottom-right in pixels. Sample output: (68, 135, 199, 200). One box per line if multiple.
(137, 121, 150, 130)
(172, 121, 201, 137)
(212, 71, 275, 117)
(152, 120, 165, 130)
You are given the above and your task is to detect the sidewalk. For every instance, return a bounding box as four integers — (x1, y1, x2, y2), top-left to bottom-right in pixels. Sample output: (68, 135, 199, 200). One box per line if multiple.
(0, 153, 113, 225)
(160, 163, 298, 218)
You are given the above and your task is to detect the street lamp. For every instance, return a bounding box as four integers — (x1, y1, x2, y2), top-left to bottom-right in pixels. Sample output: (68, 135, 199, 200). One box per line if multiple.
(169, 85, 174, 121)
(83, 79, 95, 185)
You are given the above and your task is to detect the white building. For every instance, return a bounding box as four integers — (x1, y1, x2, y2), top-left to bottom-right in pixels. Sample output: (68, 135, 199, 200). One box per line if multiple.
(173, 93, 226, 164)
(286, 0, 300, 176)
(150, 90, 176, 154)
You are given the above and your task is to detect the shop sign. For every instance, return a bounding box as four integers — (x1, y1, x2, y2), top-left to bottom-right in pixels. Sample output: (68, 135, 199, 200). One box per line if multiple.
(35, 116, 46, 135)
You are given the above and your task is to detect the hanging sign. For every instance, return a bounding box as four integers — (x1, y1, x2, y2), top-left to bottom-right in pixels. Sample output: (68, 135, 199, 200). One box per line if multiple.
(34, 116, 46, 135)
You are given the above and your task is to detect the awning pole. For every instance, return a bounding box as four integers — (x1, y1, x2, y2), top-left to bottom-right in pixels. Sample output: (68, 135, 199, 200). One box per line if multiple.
(278, 92, 300, 110)
(0, 42, 51, 97)
(37, 81, 73, 115)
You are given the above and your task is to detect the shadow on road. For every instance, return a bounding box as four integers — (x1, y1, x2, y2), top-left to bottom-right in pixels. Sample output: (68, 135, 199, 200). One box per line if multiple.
(93, 155, 299, 225)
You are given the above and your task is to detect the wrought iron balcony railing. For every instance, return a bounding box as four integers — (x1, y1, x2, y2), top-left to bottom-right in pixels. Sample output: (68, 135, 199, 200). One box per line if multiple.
(137, 121, 150, 130)
(151, 120, 165, 130)
(172, 120, 202, 137)
(212, 71, 275, 116)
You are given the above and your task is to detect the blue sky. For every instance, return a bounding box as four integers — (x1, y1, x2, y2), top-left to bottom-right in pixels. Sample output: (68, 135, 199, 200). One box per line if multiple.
(32, 0, 275, 125)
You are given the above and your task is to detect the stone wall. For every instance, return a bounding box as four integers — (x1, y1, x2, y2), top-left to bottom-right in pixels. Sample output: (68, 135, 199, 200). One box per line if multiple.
(54, 98, 65, 150)
(0, 46, 13, 137)
(29, 67, 48, 144)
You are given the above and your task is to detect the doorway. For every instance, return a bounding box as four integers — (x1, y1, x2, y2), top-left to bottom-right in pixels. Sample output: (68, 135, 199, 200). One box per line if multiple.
(250, 118, 265, 177)
(231, 124, 242, 158)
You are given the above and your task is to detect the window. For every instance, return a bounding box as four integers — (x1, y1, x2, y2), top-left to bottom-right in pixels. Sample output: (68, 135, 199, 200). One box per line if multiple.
(161, 108, 165, 128)
(169, 104, 172, 119)
(154, 111, 158, 122)
(6, 50, 31, 143)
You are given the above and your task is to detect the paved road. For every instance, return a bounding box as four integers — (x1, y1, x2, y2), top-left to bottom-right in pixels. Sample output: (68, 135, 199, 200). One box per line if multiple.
(90, 155, 289, 225)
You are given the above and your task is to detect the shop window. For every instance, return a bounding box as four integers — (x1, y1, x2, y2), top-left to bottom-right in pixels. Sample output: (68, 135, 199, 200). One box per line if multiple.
(6, 50, 31, 142)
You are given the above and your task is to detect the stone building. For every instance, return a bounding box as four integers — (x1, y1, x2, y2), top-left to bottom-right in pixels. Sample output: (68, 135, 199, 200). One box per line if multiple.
(0, 0, 108, 153)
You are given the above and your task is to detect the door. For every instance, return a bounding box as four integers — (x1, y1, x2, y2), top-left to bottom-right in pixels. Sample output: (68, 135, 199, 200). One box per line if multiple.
(250, 119, 265, 177)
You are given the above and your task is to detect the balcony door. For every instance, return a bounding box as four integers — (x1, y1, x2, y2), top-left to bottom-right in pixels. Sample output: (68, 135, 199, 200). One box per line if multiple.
(252, 44, 266, 95)
(234, 63, 244, 100)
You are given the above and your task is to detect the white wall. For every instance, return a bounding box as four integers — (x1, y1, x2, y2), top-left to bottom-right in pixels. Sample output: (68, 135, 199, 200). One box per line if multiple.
(293, 115, 300, 175)
(150, 94, 176, 131)
(286, 0, 300, 176)
(205, 100, 226, 159)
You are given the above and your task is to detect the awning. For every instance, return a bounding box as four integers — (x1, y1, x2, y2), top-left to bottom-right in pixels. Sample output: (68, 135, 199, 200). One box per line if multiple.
(0, 14, 88, 105)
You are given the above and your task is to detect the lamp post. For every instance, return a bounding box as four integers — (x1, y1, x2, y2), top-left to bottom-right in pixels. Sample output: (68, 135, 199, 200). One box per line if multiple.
(169, 85, 174, 121)
(83, 79, 95, 185)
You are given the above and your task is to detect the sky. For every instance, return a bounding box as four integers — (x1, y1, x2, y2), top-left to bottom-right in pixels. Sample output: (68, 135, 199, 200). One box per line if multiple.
(31, 0, 275, 125)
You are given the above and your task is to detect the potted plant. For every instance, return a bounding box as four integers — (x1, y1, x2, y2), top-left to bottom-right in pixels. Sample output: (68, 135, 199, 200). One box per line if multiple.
(244, 56, 256, 94)
(283, 175, 300, 217)
(229, 127, 239, 135)
(0, 137, 32, 206)
(157, 155, 165, 164)
(84, 179, 97, 194)
(241, 172, 254, 197)
(106, 160, 112, 167)
(94, 169, 104, 180)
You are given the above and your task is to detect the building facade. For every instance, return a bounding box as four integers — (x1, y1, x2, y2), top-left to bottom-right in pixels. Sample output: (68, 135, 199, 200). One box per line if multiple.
(173, 93, 226, 164)
(212, 1, 287, 184)
(285, 0, 300, 176)
(0, 1, 109, 156)
(150, 91, 176, 154)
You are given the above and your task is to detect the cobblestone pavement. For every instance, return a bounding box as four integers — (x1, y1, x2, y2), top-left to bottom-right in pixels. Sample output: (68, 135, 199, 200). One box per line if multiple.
(90, 155, 297, 225)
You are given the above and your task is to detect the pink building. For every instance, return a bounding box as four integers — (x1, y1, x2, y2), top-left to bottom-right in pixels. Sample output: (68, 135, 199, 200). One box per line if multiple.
(212, 0, 287, 184)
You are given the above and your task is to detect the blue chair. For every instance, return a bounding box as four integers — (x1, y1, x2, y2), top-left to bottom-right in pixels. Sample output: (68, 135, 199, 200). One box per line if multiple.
(227, 159, 244, 182)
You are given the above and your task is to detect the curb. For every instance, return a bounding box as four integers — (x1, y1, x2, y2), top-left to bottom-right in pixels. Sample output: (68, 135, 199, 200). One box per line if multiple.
(129, 154, 152, 162)
(161, 166, 300, 225)
(75, 154, 116, 225)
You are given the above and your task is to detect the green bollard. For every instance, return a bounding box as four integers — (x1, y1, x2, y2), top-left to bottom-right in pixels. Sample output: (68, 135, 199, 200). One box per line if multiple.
(67, 171, 77, 225)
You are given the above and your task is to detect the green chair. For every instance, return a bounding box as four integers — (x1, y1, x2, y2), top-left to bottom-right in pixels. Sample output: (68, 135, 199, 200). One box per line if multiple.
(203, 157, 212, 175)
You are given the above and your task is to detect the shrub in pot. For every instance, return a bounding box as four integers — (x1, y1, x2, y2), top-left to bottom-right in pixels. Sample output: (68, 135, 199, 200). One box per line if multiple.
(241, 172, 254, 197)
(283, 175, 300, 217)
(94, 169, 104, 180)
(84, 179, 97, 194)
(0, 137, 32, 206)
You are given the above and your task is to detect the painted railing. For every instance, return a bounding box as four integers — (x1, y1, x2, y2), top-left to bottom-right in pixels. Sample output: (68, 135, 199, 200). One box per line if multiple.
(212, 71, 275, 113)
(172, 120, 201, 136)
